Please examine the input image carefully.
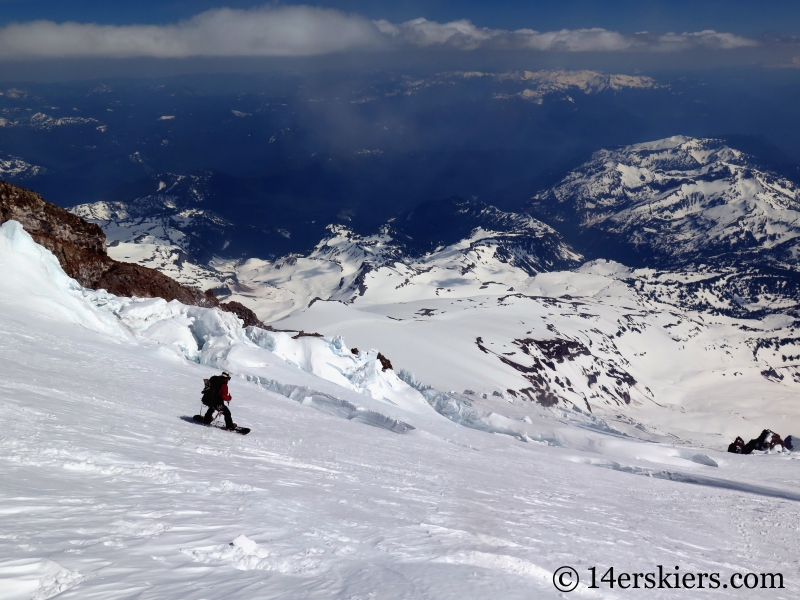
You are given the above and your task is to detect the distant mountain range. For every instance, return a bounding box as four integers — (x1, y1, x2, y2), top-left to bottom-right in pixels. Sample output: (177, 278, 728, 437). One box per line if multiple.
(3, 133, 797, 437)
(364, 69, 661, 104)
(528, 135, 800, 270)
(71, 135, 800, 317)
(3, 68, 798, 230)
(0, 152, 45, 180)
(72, 194, 582, 320)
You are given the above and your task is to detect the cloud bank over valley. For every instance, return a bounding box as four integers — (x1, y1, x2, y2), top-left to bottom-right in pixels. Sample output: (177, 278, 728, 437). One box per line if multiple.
(0, 4, 762, 60)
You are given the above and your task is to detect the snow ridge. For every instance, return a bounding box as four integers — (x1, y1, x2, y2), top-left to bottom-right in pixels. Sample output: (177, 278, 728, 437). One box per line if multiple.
(530, 136, 800, 269)
(73, 196, 581, 322)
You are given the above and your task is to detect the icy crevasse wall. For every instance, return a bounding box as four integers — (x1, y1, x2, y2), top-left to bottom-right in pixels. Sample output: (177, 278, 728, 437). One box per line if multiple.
(0, 219, 648, 442)
(246, 328, 429, 413)
(0, 219, 428, 415)
(0, 220, 125, 338)
(88, 286, 430, 413)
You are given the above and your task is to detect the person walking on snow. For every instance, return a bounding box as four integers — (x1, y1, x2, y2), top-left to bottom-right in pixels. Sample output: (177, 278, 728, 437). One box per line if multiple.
(202, 371, 236, 430)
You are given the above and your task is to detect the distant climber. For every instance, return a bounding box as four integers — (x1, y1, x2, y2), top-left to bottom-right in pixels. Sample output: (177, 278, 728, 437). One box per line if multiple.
(201, 372, 236, 430)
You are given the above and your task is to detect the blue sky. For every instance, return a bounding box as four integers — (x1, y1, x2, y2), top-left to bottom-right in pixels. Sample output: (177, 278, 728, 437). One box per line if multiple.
(0, 0, 798, 36)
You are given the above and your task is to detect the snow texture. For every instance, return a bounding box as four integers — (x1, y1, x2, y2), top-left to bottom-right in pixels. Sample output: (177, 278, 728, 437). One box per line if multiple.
(530, 136, 800, 268)
(2, 215, 800, 598)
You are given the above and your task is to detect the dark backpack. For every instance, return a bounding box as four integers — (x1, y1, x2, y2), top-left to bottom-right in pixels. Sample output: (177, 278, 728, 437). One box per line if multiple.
(201, 375, 226, 407)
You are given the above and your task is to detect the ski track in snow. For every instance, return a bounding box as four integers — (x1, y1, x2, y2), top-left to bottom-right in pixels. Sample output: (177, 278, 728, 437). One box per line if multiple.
(1, 221, 799, 598)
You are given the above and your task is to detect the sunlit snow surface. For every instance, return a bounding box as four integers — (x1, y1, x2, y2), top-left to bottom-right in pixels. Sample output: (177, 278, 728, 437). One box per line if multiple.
(1, 220, 799, 599)
(275, 256, 800, 446)
(69, 136, 800, 449)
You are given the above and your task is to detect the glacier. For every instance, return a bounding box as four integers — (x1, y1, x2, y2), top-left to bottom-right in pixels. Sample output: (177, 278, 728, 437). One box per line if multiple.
(1, 219, 799, 598)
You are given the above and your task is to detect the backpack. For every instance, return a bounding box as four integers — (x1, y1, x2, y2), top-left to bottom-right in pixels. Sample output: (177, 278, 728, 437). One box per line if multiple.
(201, 375, 226, 407)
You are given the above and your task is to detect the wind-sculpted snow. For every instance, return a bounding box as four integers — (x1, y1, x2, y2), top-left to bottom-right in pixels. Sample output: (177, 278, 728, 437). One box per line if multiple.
(0, 559, 87, 599)
(0, 220, 128, 338)
(529, 136, 800, 269)
(0, 219, 425, 433)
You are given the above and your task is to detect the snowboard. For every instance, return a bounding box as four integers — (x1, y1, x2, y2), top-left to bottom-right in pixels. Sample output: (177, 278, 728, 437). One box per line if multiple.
(192, 414, 250, 435)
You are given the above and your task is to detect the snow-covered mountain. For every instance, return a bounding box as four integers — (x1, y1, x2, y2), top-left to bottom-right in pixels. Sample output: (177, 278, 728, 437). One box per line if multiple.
(529, 136, 800, 270)
(72, 172, 230, 257)
(2, 217, 797, 599)
(491, 69, 661, 103)
(73, 196, 582, 320)
(71, 173, 238, 292)
(0, 110, 101, 130)
(388, 69, 661, 104)
(0, 152, 45, 180)
(67, 137, 800, 444)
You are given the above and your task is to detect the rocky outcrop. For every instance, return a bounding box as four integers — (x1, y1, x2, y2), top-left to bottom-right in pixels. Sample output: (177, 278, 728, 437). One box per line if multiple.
(727, 429, 788, 454)
(1, 180, 218, 306)
(0, 180, 262, 328)
(377, 352, 393, 371)
(218, 300, 265, 329)
(727, 436, 746, 454)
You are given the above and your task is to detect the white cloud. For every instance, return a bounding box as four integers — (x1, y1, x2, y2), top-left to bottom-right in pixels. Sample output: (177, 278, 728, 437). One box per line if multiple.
(0, 6, 759, 60)
(374, 18, 500, 50)
(378, 18, 759, 53)
(653, 30, 760, 51)
(0, 6, 384, 59)
(513, 28, 635, 52)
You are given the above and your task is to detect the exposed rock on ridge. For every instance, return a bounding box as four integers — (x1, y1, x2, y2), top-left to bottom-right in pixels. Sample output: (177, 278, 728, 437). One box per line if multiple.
(0, 180, 261, 325)
(0, 180, 216, 306)
(727, 429, 790, 454)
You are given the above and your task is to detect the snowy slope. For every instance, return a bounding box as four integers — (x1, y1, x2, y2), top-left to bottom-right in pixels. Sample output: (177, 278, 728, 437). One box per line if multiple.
(277, 258, 800, 446)
(529, 136, 800, 269)
(71, 174, 236, 292)
(73, 197, 581, 322)
(2, 224, 799, 598)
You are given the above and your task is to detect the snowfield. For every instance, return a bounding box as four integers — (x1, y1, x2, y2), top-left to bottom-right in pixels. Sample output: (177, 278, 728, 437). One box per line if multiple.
(276, 259, 800, 447)
(2, 220, 800, 599)
(68, 138, 800, 451)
